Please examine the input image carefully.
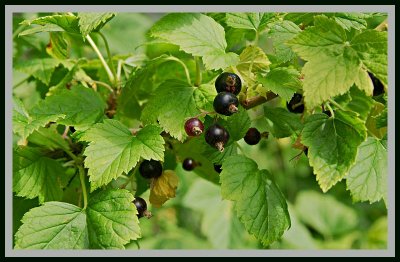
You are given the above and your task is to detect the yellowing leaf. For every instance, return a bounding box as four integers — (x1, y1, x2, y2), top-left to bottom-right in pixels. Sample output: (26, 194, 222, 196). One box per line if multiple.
(149, 170, 179, 208)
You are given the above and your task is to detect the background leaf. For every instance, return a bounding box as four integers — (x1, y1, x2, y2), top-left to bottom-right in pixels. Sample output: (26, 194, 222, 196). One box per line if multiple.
(149, 13, 239, 70)
(220, 155, 291, 246)
(301, 111, 367, 192)
(346, 137, 387, 205)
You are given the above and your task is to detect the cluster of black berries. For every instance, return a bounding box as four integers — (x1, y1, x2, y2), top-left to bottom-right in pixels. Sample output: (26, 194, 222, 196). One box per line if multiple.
(184, 72, 242, 153)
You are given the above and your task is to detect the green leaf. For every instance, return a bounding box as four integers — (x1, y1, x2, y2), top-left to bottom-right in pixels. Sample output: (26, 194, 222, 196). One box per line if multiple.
(77, 12, 115, 37)
(220, 155, 291, 246)
(193, 84, 217, 113)
(375, 108, 387, 129)
(47, 62, 81, 96)
(13, 195, 38, 239)
(346, 137, 387, 205)
(12, 97, 65, 141)
(27, 125, 70, 151)
(46, 32, 69, 59)
(149, 13, 239, 70)
(267, 20, 301, 63)
(301, 111, 367, 192)
(13, 146, 67, 203)
(30, 85, 106, 130)
(257, 67, 301, 101)
(225, 107, 251, 141)
(183, 179, 256, 249)
(225, 13, 275, 32)
(20, 14, 81, 35)
(14, 189, 138, 249)
(287, 15, 387, 109)
(263, 107, 303, 138)
(295, 191, 358, 238)
(15, 202, 88, 249)
(87, 189, 140, 249)
(333, 13, 368, 31)
(14, 58, 61, 85)
(236, 45, 271, 87)
(351, 29, 388, 86)
(81, 120, 164, 191)
(141, 80, 200, 141)
(335, 86, 374, 121)
(118, 55, 184, 119)
(19, 24, 65, 36)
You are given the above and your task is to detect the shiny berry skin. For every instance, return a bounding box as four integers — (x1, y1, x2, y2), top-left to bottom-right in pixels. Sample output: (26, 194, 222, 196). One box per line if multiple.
(213, 92, 239, 116)
(215, 72, 242, 95)
(368, 72, 385, 96)
(182, 158, 196, 171)
(244, 128, 261, 145)
(205, 124, 230, 152)
(286, 93, 304, 114)
(214, 164, 222, 173)
(133, 197, 147, 218)
(139, 160, 163, 179)
(184, 118, 204, 136)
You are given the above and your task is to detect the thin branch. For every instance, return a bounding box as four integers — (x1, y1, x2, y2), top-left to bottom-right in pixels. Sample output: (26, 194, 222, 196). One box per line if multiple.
(78, 165, 88, 209)
(167, 56, 191, 85)
(86, 35, 115, 84)
(96, 31, 117, 80)
(92, 80, 114, 93)
(194, 56, 202, 87)
(241, 92, 278, 110)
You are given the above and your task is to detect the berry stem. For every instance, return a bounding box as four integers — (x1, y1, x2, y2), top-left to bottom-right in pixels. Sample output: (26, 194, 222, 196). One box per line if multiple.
(86, 34, 115, 85)
(92, 80, 114, 93)
(78, 165, 88, 209)
(95, 31, 117, 85)
(241, 92, 278, 110)
(121, 164, 139, 189)
(194, 56, 202, 87)
(166, 56, 192, 86)
(325, 103, 335, 118)
(327, 98, 347, 112)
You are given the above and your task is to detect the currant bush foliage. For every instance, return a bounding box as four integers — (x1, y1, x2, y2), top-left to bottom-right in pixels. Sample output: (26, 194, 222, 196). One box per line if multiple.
(12, 12, 388, 249)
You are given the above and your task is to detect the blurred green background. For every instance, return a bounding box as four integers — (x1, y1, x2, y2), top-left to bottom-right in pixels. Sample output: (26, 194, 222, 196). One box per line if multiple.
(12, 12, 387, 250)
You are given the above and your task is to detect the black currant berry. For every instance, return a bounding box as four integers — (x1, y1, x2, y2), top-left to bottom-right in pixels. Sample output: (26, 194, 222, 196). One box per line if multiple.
(304, 147, 309, 156)
(323, 110, 332, 117)
(139, 160, 163, 179)
(184, 117, 204, 136)
(70, 126, 76, 133)
(213, 92, 239, 116)
(182, 158, 197, 171)
(244, 128, 261, 145)
(133, 197, 152, 219)
(215, 72, 242, 95)
(287, 93, 304, 114)
(205, 124, 230, 152)
(214, 164, 222, 173)
(368, 72, 385, 96)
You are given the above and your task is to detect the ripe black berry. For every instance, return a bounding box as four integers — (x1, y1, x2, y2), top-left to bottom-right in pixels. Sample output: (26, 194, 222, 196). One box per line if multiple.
(304, 147, 308, 156)
(323, 110, 332, 117)
(133, 197, 152, 219)
(214, 164, 222, 173)
(368, 72, 385, 96)
(213, 92, 239, 116)
(184, 117, 204, 136)
(215, 72, 242, 95)
(139, 160, 163, 179)
(287, 93, 304, 114)
(205, 124, 230, 152)
(182, 158, 197, 171)
(244, 128, 261, 145)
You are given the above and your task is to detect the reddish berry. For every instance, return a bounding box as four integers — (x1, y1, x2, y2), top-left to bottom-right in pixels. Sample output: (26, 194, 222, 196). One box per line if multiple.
(184, 117, 204, 136)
